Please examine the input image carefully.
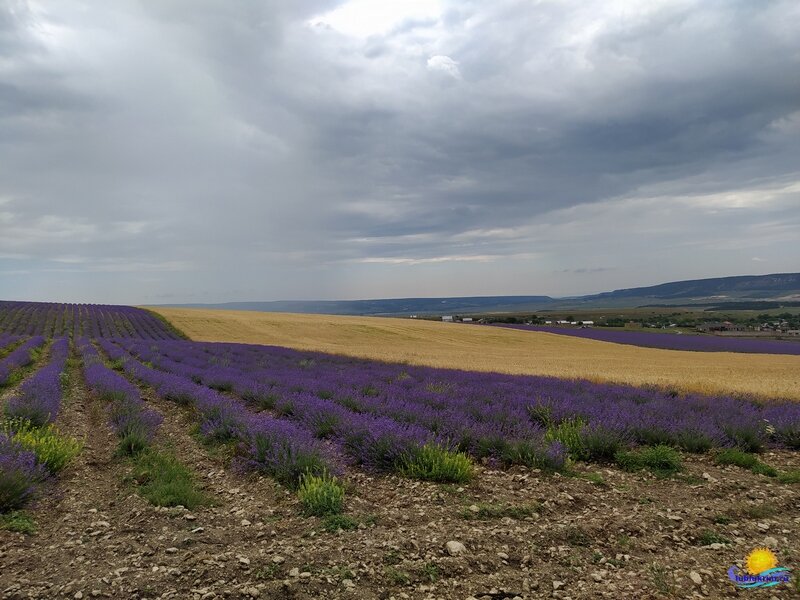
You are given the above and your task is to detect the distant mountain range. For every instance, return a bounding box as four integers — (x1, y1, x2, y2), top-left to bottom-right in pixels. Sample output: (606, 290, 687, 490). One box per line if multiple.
(155, 272, 800, 316)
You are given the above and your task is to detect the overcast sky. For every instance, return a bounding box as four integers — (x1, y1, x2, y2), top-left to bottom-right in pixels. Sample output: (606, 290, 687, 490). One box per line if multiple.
(1, 0, 799, 304)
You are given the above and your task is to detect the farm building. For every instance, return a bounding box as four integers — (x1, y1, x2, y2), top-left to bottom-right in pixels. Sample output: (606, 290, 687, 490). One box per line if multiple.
(441, 315, 454, 322)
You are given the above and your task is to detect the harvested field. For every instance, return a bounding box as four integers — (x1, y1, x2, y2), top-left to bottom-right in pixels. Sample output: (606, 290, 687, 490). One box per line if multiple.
(150, 308, 800, 401)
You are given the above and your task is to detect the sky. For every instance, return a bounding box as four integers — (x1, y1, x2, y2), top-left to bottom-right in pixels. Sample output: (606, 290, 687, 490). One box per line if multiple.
(1, 0, 799, 304)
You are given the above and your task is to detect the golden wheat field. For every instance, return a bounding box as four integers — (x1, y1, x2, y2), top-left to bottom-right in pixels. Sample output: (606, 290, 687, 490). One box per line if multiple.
(150, 307, 800, 401)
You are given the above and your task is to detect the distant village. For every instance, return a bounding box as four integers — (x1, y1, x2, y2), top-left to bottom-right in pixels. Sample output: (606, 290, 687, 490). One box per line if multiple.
(427, 314, 800, 338)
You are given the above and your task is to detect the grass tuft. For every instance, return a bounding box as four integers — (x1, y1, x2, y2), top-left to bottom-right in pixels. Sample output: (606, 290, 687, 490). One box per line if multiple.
(460, 502, 539, 520)
(297, 471, 345, 517)
(615, 444, 682, 477)
(400, 444, 473, 483)
(714, 448, 777, 477)
(321, 514, 359, 532)
(695, 529, 730, 546)
(777, 470, 800, 484)
(128, 449, 210, 509)
(0, 510, 36, 534)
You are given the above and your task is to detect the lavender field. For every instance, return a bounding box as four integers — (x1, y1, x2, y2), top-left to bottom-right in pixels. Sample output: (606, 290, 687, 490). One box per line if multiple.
(2, 303, 800, 598)
(0, 301, 182, 340)
(494, 324, 800, 355)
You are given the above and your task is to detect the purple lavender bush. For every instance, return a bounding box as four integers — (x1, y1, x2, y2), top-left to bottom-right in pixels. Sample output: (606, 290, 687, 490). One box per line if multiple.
(4, 338, 69, 426)
(0, 433, 47, 511)
(0, 336, 46, 387)
(238, 414, 335, 488)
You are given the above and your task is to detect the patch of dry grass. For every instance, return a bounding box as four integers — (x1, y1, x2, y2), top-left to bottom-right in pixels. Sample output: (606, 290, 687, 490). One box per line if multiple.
(148, 308, 800, 401)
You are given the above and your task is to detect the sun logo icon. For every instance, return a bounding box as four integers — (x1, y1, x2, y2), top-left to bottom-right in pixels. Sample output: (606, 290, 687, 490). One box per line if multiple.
(728, 546, 791, 589)
(746, 547, 778, 575)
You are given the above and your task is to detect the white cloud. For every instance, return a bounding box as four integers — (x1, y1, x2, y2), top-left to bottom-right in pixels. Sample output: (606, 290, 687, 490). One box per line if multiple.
(308, 0, 442, 38)
(426, 55, 461, 79)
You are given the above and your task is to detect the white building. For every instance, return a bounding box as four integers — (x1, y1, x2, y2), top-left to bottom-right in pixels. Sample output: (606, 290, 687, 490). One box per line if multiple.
(442, 315, 454, 322)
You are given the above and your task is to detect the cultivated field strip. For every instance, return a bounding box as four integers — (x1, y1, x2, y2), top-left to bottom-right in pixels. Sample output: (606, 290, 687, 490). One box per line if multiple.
(149, 307, 800, 400)
(104, 338, 800, 475)
(0, 301, 183, 340)
(0, 336, 46, 387)
(493, 323, 800, 355)
(1, 336, 80, 516)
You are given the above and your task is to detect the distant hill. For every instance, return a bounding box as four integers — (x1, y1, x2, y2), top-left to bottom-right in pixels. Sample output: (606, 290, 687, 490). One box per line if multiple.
(586, 272, 800, 301)
(154, 272, 800, 315)
(161, 296, 554, 316)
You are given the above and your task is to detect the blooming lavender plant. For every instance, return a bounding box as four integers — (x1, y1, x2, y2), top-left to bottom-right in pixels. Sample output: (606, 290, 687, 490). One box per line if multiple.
(0, 336, 46, 386)
(4, 338, 69, 426)
(0, 433, 47, 511)
(104, 336, 800, 477)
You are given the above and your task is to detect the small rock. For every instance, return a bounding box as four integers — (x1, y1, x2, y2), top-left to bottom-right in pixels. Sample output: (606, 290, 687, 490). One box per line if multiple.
(701, 472, 718, 483)
(184, 514, 197, 521)
(241, 519, 252, 527)
(445, 541, 467, 556)
(300, 572, 311, 579)
(74, 593, 83, 600)
(165, 547, 178, 554)
(239, 557, 251, 566)
(497, 552, 509, 560)
(552, 580, 565, 590)
(763, 536, 779, 548)
(689, 571, 702, 586)
(289, 568, 300, 578)
(272, 555, 285, 564)
(757, 522, 770, 531)
(342, 579, 355, 589)
(468, 505, 480, 513)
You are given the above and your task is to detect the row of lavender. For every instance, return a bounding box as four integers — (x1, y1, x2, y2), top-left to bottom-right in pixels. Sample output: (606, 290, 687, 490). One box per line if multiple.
(108, 340, 566, 470)
(0, 334, 21, 354)
(0, 301, 182, 340)
(5, 339, 69, 426)
(95, 340, 337, 486)
(0, 336, 45, 387)
(491, 324, 800, 355)
(78, 339, 164, 455)
(109, 339, 800, 466)
(1, 338, 80, 512)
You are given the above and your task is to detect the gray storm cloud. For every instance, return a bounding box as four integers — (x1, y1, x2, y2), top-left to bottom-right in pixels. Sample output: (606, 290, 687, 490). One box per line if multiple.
(1, 0, 798, 303)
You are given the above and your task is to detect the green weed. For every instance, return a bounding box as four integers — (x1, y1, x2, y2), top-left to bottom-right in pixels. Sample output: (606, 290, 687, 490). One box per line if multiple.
(715, 449, 777, 477)
(1, 419, 82, 473)
(695, 529, 730, 546)
(128, 449, 210, 509)
(460, 502, 539, 520)
(400, 444, 473, 483)
(0, 511, 36, 534)
(297, 471, 344, 517)
(615, 445, 682, 477)
(321, 514, 359, 532)
(777, 470, 800, 484)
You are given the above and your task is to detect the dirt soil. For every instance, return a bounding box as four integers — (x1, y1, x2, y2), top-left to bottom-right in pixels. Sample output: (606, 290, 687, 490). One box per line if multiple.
(1, 364, 799, 600)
